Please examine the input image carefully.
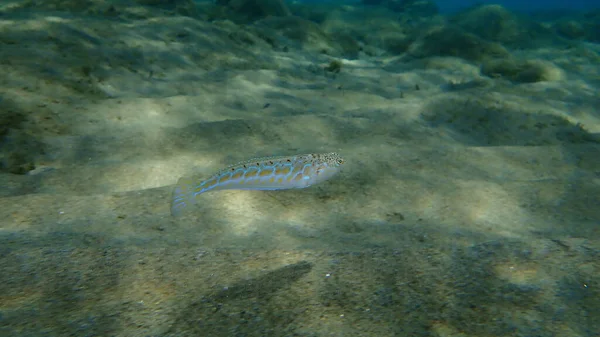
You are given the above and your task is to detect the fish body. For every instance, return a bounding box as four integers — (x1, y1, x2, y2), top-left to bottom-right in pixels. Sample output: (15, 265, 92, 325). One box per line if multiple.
(171, 152, 345, 216)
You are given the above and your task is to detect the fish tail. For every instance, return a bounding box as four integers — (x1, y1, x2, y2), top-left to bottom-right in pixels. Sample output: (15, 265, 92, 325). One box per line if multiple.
(170, 177, 196, 216)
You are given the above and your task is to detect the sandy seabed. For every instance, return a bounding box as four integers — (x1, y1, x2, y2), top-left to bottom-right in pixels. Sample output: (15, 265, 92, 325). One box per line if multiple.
(0, 1, 599, 336)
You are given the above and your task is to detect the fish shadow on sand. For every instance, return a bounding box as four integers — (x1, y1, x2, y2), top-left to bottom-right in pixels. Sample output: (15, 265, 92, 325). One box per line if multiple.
(164, 260, 314, 336)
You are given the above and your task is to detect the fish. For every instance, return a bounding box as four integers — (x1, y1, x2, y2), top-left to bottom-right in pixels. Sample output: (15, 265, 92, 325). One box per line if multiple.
(170, 152, 345, 216)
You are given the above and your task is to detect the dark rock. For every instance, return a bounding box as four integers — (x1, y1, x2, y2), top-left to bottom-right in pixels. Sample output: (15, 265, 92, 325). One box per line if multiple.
(361, 0, 438, 17)
(481, 58, 565, 83)
(255, 16, 343, 56)
(217, 0, 290, 23)
(450, 4, 559, 49)
(386, 0, 438, 17)
(134, 0, 199, 16)
(408, 26, 510, 62)
(554, 21, 586, 39)
(451, 5, 521, 43)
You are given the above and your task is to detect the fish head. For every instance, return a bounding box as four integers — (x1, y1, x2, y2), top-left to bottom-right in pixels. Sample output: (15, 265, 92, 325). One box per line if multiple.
(312, 152, 345, 184)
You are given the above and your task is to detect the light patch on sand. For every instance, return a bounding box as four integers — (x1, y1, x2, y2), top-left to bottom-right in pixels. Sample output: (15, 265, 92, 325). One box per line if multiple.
(494, 262, 543, 286)
(216, 191, 268, 237)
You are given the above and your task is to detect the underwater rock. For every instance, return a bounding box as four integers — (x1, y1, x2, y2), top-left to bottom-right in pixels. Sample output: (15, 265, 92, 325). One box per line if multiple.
(14, 0, 105, 13)
(17, 0, 97, 12)
(450, 4, 558, 49)
(386, 0, 438, 17)
(0, 100, 42, 175)
(0, 143, 39, 175)
(329, 32, 361, 59)
(481, 58, 565, 83)
(319, 7, 402, 57)
(451, 5, 521, 43)
(585, 22, 600, 42)
(581, 11, 600, 42)
(361, 0, 438, 17)
(324, 60, 343, 73)
(381, 34, 413, 55)
(554, 20, 586, 40)
(255, 16, 350, 57)
(134, 0, 198, 16)
(134, 0, 190, 7)
(407, 26, 509, 62)
(11, 0, 199, 17)
(216, 0, 291, 23)
(0, 103, 25, 139)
